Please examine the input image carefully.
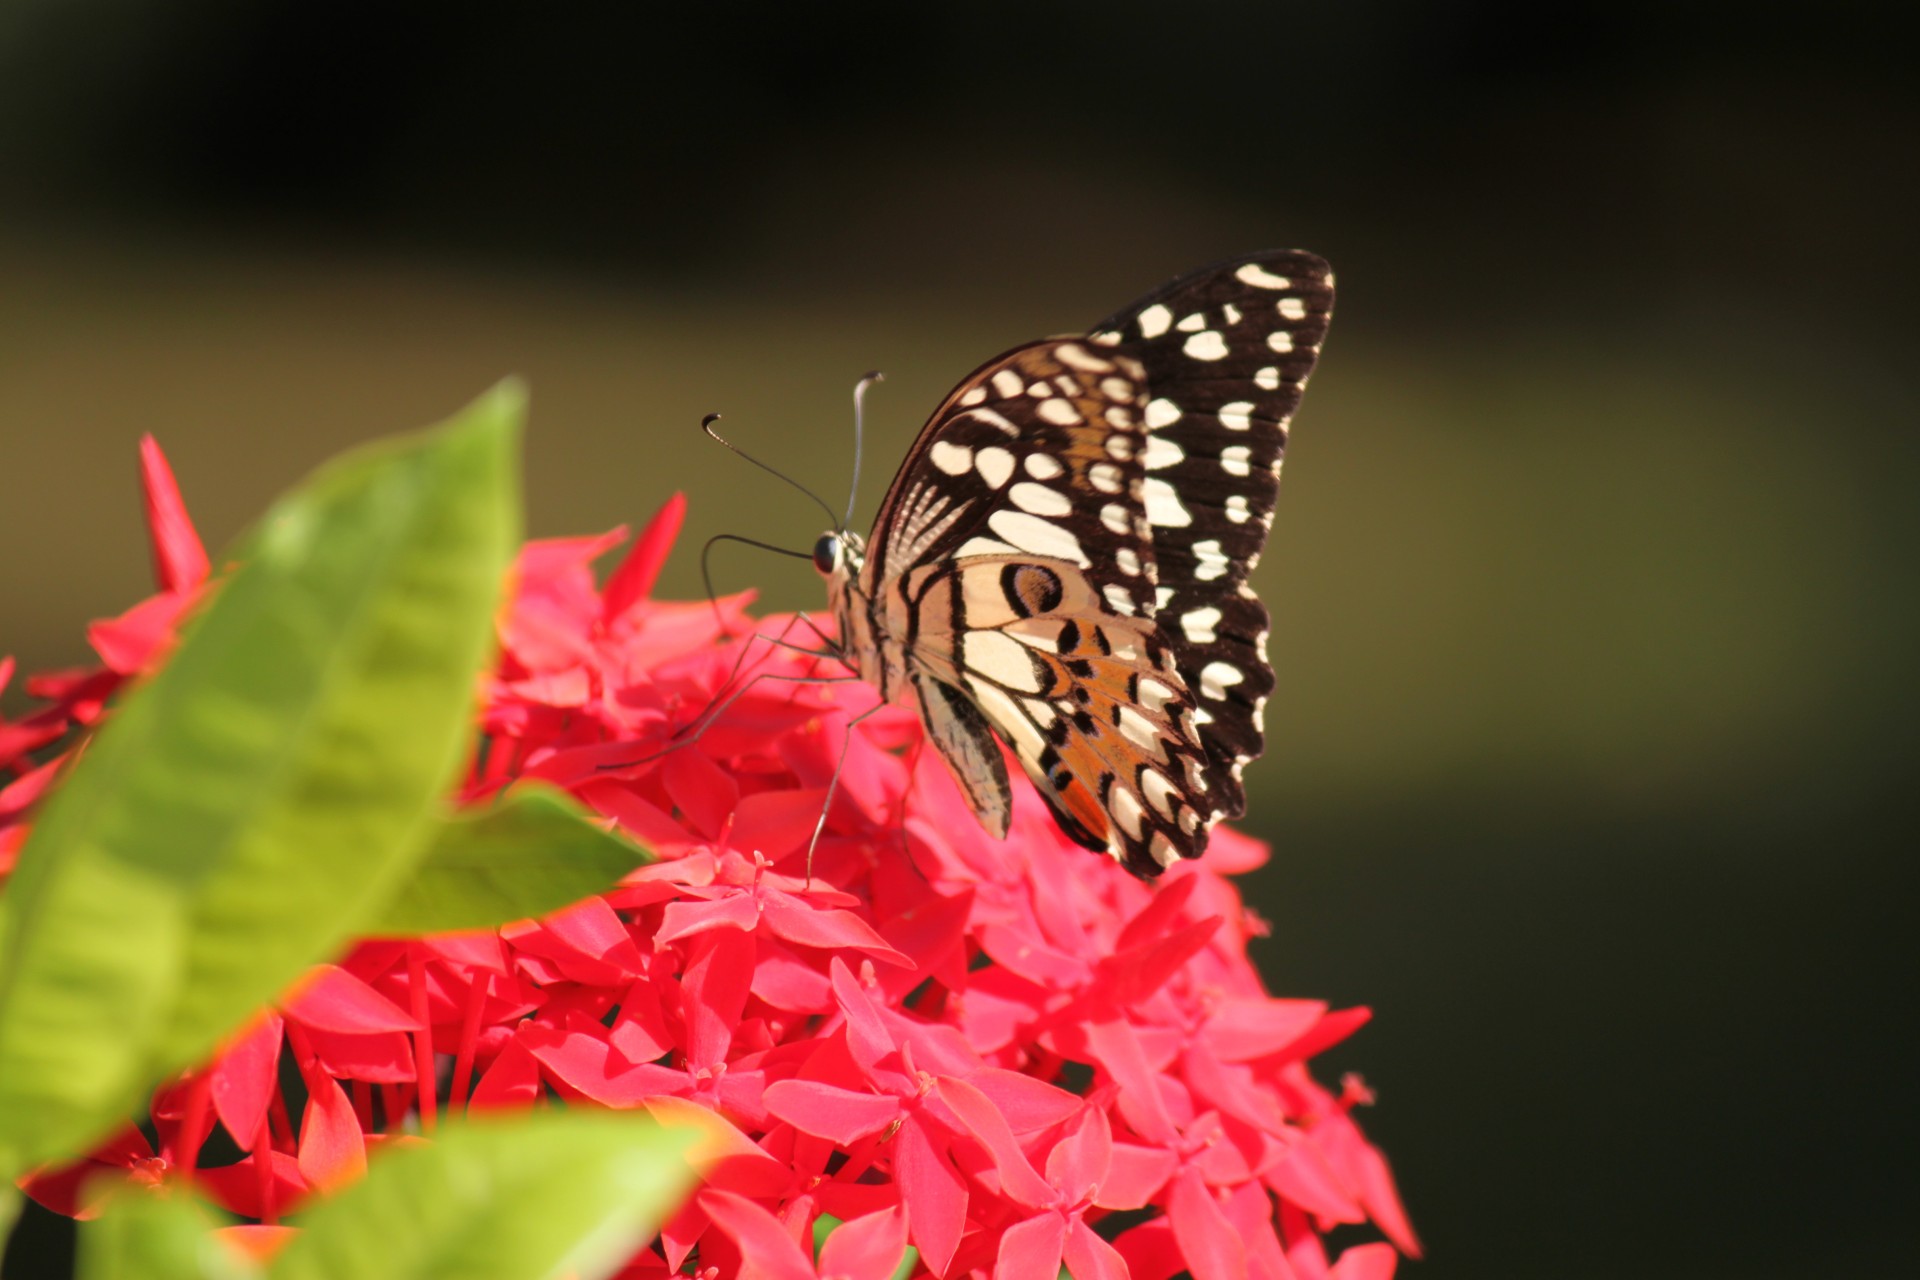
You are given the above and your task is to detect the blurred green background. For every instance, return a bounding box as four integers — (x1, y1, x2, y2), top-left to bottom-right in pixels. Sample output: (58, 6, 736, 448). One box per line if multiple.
(1, 3, 1913, 1277)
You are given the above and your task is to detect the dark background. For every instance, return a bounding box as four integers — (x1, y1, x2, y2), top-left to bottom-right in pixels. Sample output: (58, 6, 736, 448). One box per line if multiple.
(3, 3, 1915, 1276)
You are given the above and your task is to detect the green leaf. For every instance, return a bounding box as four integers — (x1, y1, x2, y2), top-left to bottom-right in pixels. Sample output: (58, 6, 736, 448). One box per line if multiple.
(265, 1112, 701, 1280)
(0, 384, 522, 1178)
(366, 784, 652, 935)
(78, 1191, 253, 1280)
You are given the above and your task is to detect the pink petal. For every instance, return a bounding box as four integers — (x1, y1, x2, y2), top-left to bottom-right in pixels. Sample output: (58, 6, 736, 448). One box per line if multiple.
(1170, 1165, 1246, 1280)
(603, 492, 686, 622)
(764, 899, 912, 966)
(763, 1079, 902, 1146)
(964, 1067, 1080, 1136)
(282, 965, 418, 1033)
(663, 748, 739, 839)
(295, 1076, 366, 1191)
(1222, 1181, 1300, 1280)
(535, 896, 648, 977)
(1204, 998, 1328, 1063)
(1044, 1108, 1112, 1205)
(727, 787, 831, 863)
(1084, 1018, 1178, 1145)
(697, 1188, 815, 1280)
(87, 592, 192, 675)
(1096, 1143, 1177, 1210)
(657, 891, 762, 944)
(645, 1097, 792, 1198)
(994, 1212, 1066, 1280)
(817, 1202, 909, 1280)
(935, 1076, 1054, 1208)
(138, 435, 210, 592)
(1064, 1217, 1131, 1280)
(683, 930, 754, 1070)
(829, 958, 896, 1068)
(1115, 869, 1200, 953)
(468, 1037, 542, 1109)
(894, 1114, 967, 1277)
(1260, 1006, 1371, 1067)
(296, 1028, 415, 1084)
(209, 1012, 283, 1148)
(1328, 1243, 1398, 1280)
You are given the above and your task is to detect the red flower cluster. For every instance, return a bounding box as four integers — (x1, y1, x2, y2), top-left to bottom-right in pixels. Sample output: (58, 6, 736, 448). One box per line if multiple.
(6, 441, 1418, 1279)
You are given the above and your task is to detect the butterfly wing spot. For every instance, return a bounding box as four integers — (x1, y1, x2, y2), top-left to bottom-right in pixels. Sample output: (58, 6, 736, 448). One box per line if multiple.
(1144, 435, 1185, 470)
(1183, 331, 1229, 361)
(1137, 304, 1173, 339)
(1254, 366, 1281, 390)
(961, 628, 1052, 695)
(1198, 661, 1245, 701)
(1218, 402, 1255, 431)
(1054, 343, 1116, 373)
(1144, 398, 1182, 429)
(1268, 330, 1295, 354)
(1009, 482, 1072, 517)
(1279, 297, 1308, 320)
(1089, 463, 1125, 494)
(1235, 262, 1293, 289)
(1181, 607, 1221, 644)
(1225, 495, 1251, 524)
(1192, 540, 1230, 581)
(1102, 583, 1137, 615)
(991, 369, 1024, 398)
(1115, 547, 1142, 576)
(930, 441, 973, 475)
(1024, 452, 1065, 480)
(1220, 446, 1252, 477)
(999, 561, 1065, 616)
(1144, 478, 1193, 528)
(987, 509, 1088, 565)
(975, 446, 1016, 489)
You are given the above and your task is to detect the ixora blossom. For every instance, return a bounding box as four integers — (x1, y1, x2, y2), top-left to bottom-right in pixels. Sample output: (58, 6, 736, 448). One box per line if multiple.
(3, 439, 1418, 1279)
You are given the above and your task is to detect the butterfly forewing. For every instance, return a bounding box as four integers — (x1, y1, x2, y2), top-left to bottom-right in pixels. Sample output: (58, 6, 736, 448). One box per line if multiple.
(839, 252, 1333, 877)
(1088, 251, 1335, 821)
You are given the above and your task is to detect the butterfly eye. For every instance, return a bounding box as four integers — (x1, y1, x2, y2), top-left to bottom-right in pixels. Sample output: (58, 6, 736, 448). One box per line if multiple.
(811, 533, 842, 575)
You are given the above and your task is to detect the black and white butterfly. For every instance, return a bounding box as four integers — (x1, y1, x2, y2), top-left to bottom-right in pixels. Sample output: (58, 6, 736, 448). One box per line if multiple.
(811, 252, 1334, 878)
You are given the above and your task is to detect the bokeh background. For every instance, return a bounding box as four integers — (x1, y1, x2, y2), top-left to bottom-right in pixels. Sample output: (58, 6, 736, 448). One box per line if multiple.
(2, 3, 1914, 1276)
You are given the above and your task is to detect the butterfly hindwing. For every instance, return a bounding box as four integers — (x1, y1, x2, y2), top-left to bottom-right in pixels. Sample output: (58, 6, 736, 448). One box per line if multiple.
(901, 557, 1215, 875)
(1088, 251, 1335, 820)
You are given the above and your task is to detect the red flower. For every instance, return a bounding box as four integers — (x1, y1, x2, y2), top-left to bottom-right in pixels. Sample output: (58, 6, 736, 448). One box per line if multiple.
(10, 440, 1418, 1277)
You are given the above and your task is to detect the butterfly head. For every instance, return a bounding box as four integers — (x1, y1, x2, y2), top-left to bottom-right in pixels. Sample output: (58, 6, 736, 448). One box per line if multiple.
(811, 529, 866, 580)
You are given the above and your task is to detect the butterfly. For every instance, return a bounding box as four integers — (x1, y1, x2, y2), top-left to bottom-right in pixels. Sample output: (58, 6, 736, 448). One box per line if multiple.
(811, 252, 1334, 878)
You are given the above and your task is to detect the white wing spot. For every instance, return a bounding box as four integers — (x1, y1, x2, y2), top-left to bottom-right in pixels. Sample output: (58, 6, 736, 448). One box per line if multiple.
(1144, 398, 1182, 430)
(1235, 263, 1292, 289)
(1268, 330, 1295, 354)
(1101, 502, 1131, 534)
(1181, 606, 1221, 644)
(1226, 494, 1251, 524)
(969, 680, 1044, 760)
(1037, 397, 1081, 426)
(1193, 539, 1230, 581)
(1136, 677, 1176, 714)
(1115, 546, 1141, 576)
(1102, 583, 1137, 615)
(1137, 304, 1172, 339)
(1010, 481, 1072, 517)
(1278, 297, 1308, 320)
(1155, 585, 1175, 611)
(988, 509, 1088, 565)
(1105, 405, 1135, 428)
(1176, 311, 1206, 332)
(1222, 303, 1243, 326)
(959, 386, 989, 406)
(1255, 366, 1281, 390)
(967, 407, 1022, 436)
(1055, 343, 1114, 372)
(1100, 376, 1135, 401)
(975, 446, 1015, 489)
(1090, 462, 1124, 494)
(1025, 698, 1057, 728)
(1106, 433, 1135, 462)
(1111, 787, 1146, 840)
(1142, 770, 1180, 820)
(1090, 329, 1123, 347)
(1118, 705, 1161, 754)
(963, 630, 1045, 693)
(957, 535, 1017, 557)
(1054, 376, 1079, 397)
(1199, 661, 1245, 701)
(1024, 453, 1064, 480)
(1144, 435, 1185, 470)
(930, 441, 972, 475)
(1144, 477, 1192, 527)
(1219, 401, 1255, 431)
(991, 370, 1024, 398)
(1184, 331, 1229, 361)
(1221, 445, 1252, 477)
(1027, 381, 1055, 398)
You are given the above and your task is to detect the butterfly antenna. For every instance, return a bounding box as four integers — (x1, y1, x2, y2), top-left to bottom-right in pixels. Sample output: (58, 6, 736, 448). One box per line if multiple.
(845, 371, 884, 529)
(702, 413, 841, 530)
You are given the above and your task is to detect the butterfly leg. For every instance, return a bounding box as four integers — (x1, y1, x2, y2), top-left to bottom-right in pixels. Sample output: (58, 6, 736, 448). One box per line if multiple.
(805, 699, 890, 886)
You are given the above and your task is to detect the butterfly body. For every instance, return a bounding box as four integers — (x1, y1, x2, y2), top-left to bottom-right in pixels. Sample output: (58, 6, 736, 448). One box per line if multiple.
(816, 252, 1334, 877)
